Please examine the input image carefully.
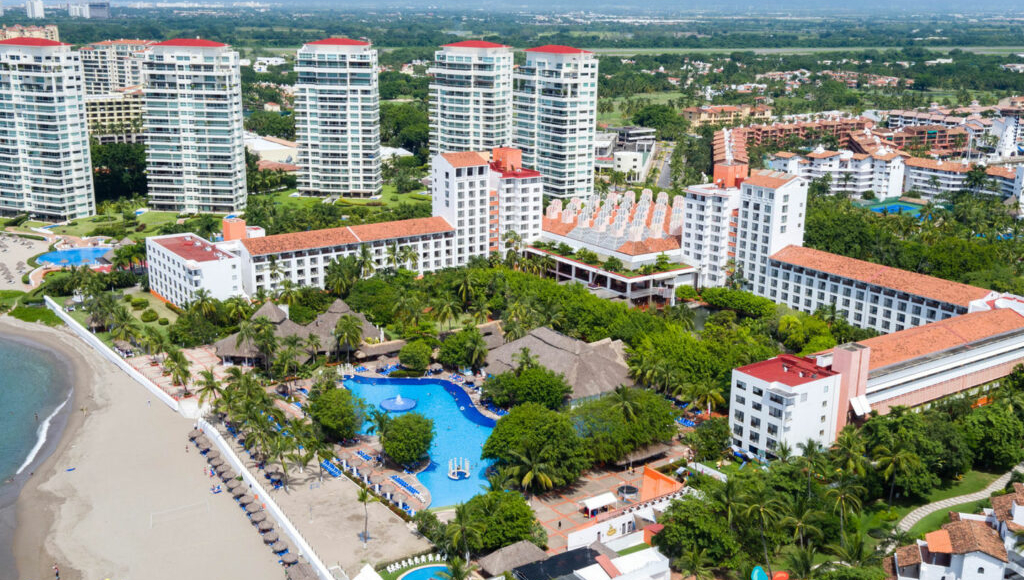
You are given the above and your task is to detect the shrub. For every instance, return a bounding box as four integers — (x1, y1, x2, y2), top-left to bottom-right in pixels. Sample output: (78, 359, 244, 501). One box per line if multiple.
(135, 223, 146, 232)
(309, 388, 368, 443)
(675, 285, 698, 301)
(5, 213, 29, 227)
(131, 297, 149, 310)
(382, 412, 434, 466)
(158, 317, 169, 326)
(399, 341, 431, 373)
(388, 369, 425, 378)
(9, 306, 62, 326)
(700, 287, 776, 319)
(140, 309, 159, 323)
(484, 366, 572, 410)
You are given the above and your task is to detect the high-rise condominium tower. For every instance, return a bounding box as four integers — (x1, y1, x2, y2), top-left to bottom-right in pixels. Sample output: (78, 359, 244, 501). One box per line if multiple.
(294, 38, 381, 198)
(80, 39, 154, 95)
(428, 41, 513, 155)
(0, 38, 95, 220)
(142, 38, 246, 213)
(513, 45, 598, 198)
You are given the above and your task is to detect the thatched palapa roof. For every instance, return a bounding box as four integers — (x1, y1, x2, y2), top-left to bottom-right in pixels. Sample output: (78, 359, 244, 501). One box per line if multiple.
(478, 540, 548, 577)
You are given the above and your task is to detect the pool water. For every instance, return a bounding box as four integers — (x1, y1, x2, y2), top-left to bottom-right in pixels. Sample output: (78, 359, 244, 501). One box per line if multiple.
(36, 247, 109, 266)
(870, 203, 921, 217)
(342, 377, 495, 508)
(399, 565, 447, 580)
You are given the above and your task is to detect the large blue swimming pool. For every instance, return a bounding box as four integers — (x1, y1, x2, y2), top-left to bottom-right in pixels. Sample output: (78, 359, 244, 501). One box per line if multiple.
(399, 565, 447, 580)
(342, 376, 495, 508)
(36, 247, 109, 266)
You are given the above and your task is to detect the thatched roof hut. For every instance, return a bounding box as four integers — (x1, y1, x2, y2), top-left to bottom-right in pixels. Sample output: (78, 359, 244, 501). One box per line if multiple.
(478, 540, 548, 577)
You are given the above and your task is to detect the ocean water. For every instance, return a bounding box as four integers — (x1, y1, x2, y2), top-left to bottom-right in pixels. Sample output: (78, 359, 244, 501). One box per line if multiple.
(0, 339, 70, 481)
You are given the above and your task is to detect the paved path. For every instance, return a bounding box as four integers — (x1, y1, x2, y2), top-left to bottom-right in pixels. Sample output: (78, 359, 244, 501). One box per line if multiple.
(898, 463, 1024, 531)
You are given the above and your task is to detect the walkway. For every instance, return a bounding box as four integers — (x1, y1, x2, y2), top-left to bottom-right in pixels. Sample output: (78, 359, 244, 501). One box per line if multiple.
(898, 463, 1024, 531)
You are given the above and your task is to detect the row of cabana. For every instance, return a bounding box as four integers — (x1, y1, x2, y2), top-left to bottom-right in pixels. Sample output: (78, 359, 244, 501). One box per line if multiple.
(189, 428, 301, 567)
(336, 451, 418, 514)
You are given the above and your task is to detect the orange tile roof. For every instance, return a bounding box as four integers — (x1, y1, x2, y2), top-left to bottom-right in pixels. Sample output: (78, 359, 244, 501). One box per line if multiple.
(987, 166, 1016, 180)
(925, 530, 953, 553)
(745, 170, 798, 189)
(894, 545, 922, 567)
(904, 157, 970, 173)
(241, 217, 453, 256)
(541, 216, 577, 236)
(616, 237, 680, 256)
(773, 151, 798, 158)
(440, 151, 488, 168)
(771, 245, 991, 307)
(806, 150, 840, 159)
(942, 520, 1007, 562)
(855, 309, 1024, 371)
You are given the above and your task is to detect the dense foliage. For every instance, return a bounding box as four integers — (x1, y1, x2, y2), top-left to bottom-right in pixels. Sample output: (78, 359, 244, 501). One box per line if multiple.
(382, 412, 434, 466)
(309, 387, 367, 443)
(482, 350, 572, 410)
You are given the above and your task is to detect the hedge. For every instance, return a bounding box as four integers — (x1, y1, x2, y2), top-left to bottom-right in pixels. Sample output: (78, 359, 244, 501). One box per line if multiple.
(700, 287, 776, 319)
(141, 309, 159, 323)
(158, 318, 169, 326)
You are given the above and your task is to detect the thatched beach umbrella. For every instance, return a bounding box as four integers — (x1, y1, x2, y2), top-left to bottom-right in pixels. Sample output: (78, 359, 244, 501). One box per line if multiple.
(282, 553, 298, 565)
(188, 428, 203, 439)
(231, 486, 247, 497)
(429, 363, 443, 372)
(216, 464, 231, 475)
(257, 519, 274, 532)
(367, 474, 381, 486)
(219, 470, 236, 481)
(262, 531, 279, 544)
(206, 450, 221, 460)
(238, 494, 255, 505)
(380, 483, 397, 500)
(271, 541, 289, 553)
(209, 457, 224, 468)
(226, 479, 242, 489)
(250, 511, 267, 523)
(245, 503, 262, 514)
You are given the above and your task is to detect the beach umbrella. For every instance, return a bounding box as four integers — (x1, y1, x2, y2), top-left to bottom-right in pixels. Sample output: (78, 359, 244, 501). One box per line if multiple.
(271, 541, 289, 553)
(188, 428, 203, 439)
(231, 486, 247, 497)
(266, 469, 283, 481)
(367, 474, 381, 485)
(257, 520, 274, 532)
(216, 464, 231, 475)
(262, 531, 279, 544)
(238, 494, 255, 505)
(219, 470, 236, 481)
(380, 483, 397, 500)
(250, 511, 267, 523)
(226, 479, 242, 490)
(209, 457, 224, 468)
(245, 503, 262, 514)
(198, 442, 212, 452)
(282, 553, 298, 565)
(429, 363, 442, 372)
(206, 450, 221, 460)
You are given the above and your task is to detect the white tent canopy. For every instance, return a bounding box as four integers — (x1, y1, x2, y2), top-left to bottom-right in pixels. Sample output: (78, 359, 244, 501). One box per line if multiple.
(354, 564, 384, 580)
(580, 492, 617, 513)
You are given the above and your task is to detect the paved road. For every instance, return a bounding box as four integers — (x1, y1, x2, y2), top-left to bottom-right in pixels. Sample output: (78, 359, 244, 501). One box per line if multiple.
(897, 463, 1024, 531)
(656, 145, 674, 189)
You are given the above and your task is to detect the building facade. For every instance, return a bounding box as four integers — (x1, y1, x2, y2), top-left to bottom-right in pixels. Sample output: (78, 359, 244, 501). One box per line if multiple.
(142, 38, 247, 213)
(768, 147, 907, 199)
(26, 0, 44, 18)
(146, 233, 243, 305)
(0, 24, 60, 41)
(0, 38, 95, 220)
(79, 39, 153, 95)
(681, 104, 772, 128)
(294, 38, 382, 198)
(85, 87, 144, 143)
(430, 151, 494, 266)
(513, 45, 598, 198)
(903, 158, 1020, 200)
(489, 147, 544, 252)
(428, 41, 513, 155)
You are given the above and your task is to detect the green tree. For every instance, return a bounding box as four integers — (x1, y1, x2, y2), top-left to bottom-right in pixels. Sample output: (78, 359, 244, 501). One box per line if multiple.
(962, 404, 1024, 469)
(398, 341, 431, 373)
(334, 314, 364, 363)
(308, 388, 367, 443)
(464, 491, 544, 552)
(482, 366, 572, 410)
(357, 487, 377, 546)
(654, 495, 741, 566)
(483, 403, 591, 488)
(382, 412, 434, 466)
(741, 487, 785, 576)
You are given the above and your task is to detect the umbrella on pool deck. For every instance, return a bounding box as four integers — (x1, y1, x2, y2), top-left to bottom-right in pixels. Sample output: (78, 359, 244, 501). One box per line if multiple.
(226, 479, 242, 489)
(429, 363, 443, 372)
(206, 450, 221, 460)
(231, 486, 247, 497)
(245, 503, 262, 514)
(188, 428, 203, 439)
(209, 457, 224, 468)
(250, 511, 267, 523)
(262, 531, 279, 544)
(380, 483, 397, 499)
(282, 553, 298, 565)
(257, 519, 274, 532)
(238, 494, 255, 505)
(367, 474, 381, 485)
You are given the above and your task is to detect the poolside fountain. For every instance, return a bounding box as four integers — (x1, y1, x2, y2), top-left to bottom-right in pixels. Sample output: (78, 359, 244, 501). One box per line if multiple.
(381, 393, 417, 412)
(448, 458, 471, 480)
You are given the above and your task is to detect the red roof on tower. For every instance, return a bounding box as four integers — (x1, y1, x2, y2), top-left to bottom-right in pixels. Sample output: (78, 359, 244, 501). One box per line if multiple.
(443, 40, 508, 49)
(525, 44, 591, 54)
(0, 38, 68, 47)
(153, 38, 227, 48)
(306, 38, 370, 46)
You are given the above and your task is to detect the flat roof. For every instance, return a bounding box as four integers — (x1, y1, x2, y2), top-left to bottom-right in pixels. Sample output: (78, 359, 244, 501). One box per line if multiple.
(771, 245, 991, 308)
(152, 234, 234, 263)
(241, 217, 453, 256)
(736, 354, 837, 387)
(745, 170, 799, 189)
(443, 40, 508, 49)
(153, 38, 227, 48)
(306, 38, 370, 46)
(855, 308, 1024, 371)
(525, 44, 591, 54)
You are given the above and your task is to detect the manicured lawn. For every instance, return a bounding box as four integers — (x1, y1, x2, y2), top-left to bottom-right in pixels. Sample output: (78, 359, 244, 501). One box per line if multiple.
(8, 305, 63, 326)
(926, 470, 1000, 503)
(47, 211, 181, 239)
(259, 188, 324, 209)
(907, 498, 991, 538)
(617, 543, 653, 556)
(598, 91, 684, 126)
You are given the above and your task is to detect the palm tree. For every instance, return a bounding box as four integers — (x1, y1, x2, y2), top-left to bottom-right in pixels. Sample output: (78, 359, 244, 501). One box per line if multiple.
(357, 487, 377, 546)
(774, 440, 794, 463)
(509, 443, 556, 494)
(679, 377, 725, 417)
(797, 438, 826, 499)
(436, 557, 474, 580)
(334, 314, 364, 363)
(712, 476, 743, 531)
(164, 347, 193, 393)
(464, 331, 488, 372)
(143, 326, 167, 364)
(676, 548, 714, 580)
(366, 409, 392, 443)
(195, 367, 223, 411)
(303, 334, 322, 362)
(827, 478, 865, 548)
(873, 444, 922, 506)
(386, 243, 400, 270)
(398, 245, 418, 271)
(785, 544, 821, 580)
(224, 296, 251, 322)
(831, 426, 867, 478)
(189, 288, 217, 318)
(608, 385, 640, 422)
(324, 257, 358, 297)
(277, 280, 300, 306)
(431, 293, 459, 332)
(109, 306, 141, 344)
(455, 270, 477, 305)
(783, 503, 824, 549)
(741, 487, 785, 576)
(828, 527, 881, 568)
(445, 503, 484, 562)
(356, 244, 375, 278)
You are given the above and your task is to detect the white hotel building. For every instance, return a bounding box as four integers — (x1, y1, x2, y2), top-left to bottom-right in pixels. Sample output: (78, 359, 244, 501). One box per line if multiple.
(902, 158, 1021, 200)
(79, 39, 153, 95)
(428, 41, 513, 155)
(147, 233, 242, 306)
(768, 147, 906, 200)
(294, 38, 381, 198)
(0, 38, 95, 220)
(142, 38, 247, 213)
(513, 45, 598, 199)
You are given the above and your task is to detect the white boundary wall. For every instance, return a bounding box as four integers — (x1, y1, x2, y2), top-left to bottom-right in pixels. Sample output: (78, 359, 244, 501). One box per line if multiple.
(44, 296, 337, 580)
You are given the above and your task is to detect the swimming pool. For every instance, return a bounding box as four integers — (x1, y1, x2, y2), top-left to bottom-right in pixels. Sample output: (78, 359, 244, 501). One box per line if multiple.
(870, 203, 922, 216)
(342, 376, 495, 508)
(398, 565, 447, 580)
(36, 247, 110, 266)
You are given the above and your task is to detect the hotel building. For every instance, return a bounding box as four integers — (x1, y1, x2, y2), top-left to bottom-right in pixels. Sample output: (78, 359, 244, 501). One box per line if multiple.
(428, 41, 513, 155)
(294, 38, 381, 198)
(902, 158, 1021, 200)
(79, 39, 153, 95)
(85, 86, 144, 143)
(0, 38, 95, 220)
(147, 232, 242, 306)
(767, 147, 907, 199)
(681, 104, 772, 128)
(142, 38, 247, 213)
(513, 45, 599, 198)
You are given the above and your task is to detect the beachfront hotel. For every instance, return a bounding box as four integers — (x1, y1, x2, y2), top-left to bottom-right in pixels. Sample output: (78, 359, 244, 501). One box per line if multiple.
(513, 45, 599, 199)
(294, 38, 382, 198)
(428, 41, 514, 155)
(0, 38, 96, 221)
(142, 38, 247, 213)
(146, 232, 243, 306)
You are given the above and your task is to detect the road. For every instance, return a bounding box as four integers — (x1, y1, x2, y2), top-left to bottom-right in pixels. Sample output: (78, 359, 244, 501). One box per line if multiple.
(656, 143, 674, 189)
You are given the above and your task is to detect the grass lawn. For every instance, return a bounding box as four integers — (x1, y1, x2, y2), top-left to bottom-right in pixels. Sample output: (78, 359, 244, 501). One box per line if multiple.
(0, 289, 25, 311)
(598, 91, 683, 126)
(906, 498, 991, 538)
(617, 543, 653, 556)
(46, 211, 181, 240)
(9, 305, 63, 326)
(257, 188, 325, 210)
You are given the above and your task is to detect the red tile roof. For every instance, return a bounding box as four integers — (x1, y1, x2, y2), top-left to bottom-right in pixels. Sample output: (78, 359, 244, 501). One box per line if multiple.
(925, 530, 953, 553)
(440, 151, 488, 168)
(615, 237, 680, 256)
(855, 309, 1024, 371)
(443, 40, 508, 49)
(256, 159, 299, 172)
(153, 38, 227, 48)
(306, 38, 370, 46)
(942, 520, 1007, 562)
(154, 234, 234, 263)
(745, 170, 798, 189)
(525, 44, 591, 54)
(771, 245, 991, 308)
(736, 354, 837, 387)
(0, 38, 68, 47)
(241, 217, 453, 256)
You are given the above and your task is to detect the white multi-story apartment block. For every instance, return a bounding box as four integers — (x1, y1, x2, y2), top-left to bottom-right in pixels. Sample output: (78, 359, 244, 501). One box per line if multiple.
(764, 244, 992, 333)
(489, 147, 543, 251)
(25, 0, 44, 18)
(735, 171, 808, 296)
(146, 233, 243, 305)
(513, 45, 598, 199)
(85, 86, 144, 143)
(431, 150, 495, 266)
(0, 38, 95, 220)
(142, 38, 247, 213)
(903, 158, 1021, 200)
(428, 41, 513, 155)
(768, 147, 906, 199)
(679, 179, 741, 288)
(294, 38, 381, 198)
(79, 39, 153, 95)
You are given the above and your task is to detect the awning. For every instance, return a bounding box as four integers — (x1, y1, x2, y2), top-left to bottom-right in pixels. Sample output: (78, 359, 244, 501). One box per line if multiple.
(850, 395, 871, 417)
(580, 492, 617, 512)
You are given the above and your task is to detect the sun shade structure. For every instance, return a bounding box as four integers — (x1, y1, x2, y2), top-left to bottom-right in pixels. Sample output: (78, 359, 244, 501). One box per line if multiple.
(478, 540, 549, 577)
(580, 492, 617, 513)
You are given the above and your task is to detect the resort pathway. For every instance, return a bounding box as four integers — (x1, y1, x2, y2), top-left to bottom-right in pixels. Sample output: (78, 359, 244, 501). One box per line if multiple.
(898, 463, 1024, 531)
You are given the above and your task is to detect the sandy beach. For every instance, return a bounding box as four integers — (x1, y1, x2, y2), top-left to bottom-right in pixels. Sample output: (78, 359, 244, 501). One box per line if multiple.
(0, 233, 49, 291)
(1, 317, 282, 580)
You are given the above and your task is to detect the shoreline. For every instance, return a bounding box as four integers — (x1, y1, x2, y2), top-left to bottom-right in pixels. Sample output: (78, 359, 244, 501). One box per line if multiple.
(0, 318, 84, 580)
